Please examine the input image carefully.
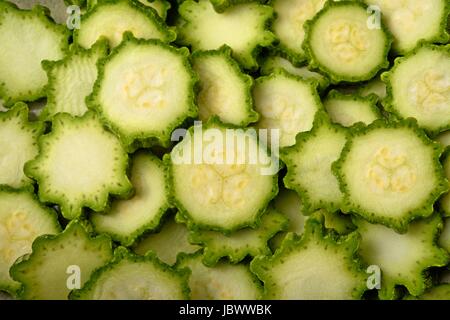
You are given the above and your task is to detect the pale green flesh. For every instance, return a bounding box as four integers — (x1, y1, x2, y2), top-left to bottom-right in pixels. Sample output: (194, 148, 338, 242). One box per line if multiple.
(435, 131, 450, 147)
(137, 0, 170, 19)
(412, 284, 450, 300)
(324, 97, 379, 127)
(439, 217, 450, 252)
(359, 78, 387, 99)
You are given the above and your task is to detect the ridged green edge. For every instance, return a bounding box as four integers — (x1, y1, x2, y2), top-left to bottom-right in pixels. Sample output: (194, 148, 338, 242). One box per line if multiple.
(208, 0, 257, 13)
(10, 220, 113, 300)
(439, 147, 450, 217)
(145, 0, 171, 20)
(0, 1, 70, 107)
(281, 111, 348, 214)
(0, 186, 61, 297)
(88, 34, 198, 152)
(191, 45, 259, 127)
(333, 118, 449, 233)
(381, 43, 450, 135)
(250, 217, 367, 299)
(40, 40, 109, 122)
(0, 102, 44, 190)
(302, 0, 392, 84)
(165, 117, 279, 234)
(70, 246, 190, 299)
(405, 284, 450, 300)
(188, 208, 288, 267)
(24, 111, 133, 220)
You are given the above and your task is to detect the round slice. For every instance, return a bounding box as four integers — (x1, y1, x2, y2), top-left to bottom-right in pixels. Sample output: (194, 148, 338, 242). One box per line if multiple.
(382, 44, 450, 134)
(303, 1, 391, 83)
(334, 119, 448, 231)
(25, 112, 132, 220)
(89, 37, 197, 150)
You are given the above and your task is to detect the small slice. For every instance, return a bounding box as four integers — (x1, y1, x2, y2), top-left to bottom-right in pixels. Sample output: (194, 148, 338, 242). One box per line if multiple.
(324, 90, 381, 127)
(439, 217, 450, 252)
(189, 208, 288, 266)
(358, 77, 387, 100)
(354, 215, 449, 300)
(137, 0, 171, 20)
(89, 37, 197, 150)
(253, 69, 322, 148)
(250, 218, 367, 299)
(0, 103, 44, 189)
(0, 2, 69, 106)
(70, 247, 189, 300)
(176, 0, 276, 69)
(303, 1, 391, 83)
(25, 112, 132, 220)
(334, 119, 448, 231)
(192, 46, 258, 126)
(176, 252, 262, 300)
(10, 221, 113, 300)
(282, 113, 348, 213)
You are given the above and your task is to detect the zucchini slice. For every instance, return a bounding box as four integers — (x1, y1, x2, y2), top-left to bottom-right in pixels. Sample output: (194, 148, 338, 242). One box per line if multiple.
(358, 77, 387, 100)
(25, 112, 132, 220)
(10, 220, 113, 300)
(91, 152, 170, 246)
(311, 210, 355, 236)
(439, 149, 450, 217)
(88, 37, 197, 150)
(334, 119, 448, 231)
(435, 131, 450, 148)
(133, 215, 201, 265)
(364, 0, 449, 53)
(41, 41, 108, 121)
(271, 0, 327, 64)
(192, 46, 258, 127)
(0, 188, 60, 295)
(324, 90, 381, 127)
(382, 44, 450, 134)
(75, 0, 175, 49)
(0, 103, 44, 189)
(167, 121, 278, 232)
(253, 69, 322, 148)
(137, 0, 171, 20)
(406, 284, 450, 300)
(189, 208, 288, 267)
(70, 247, 189, 300)
(0, 2, 69, 106)
(354, 215, 449, 300)
(176, 0, 276, 70)
(439, 217, 450, 252)
(250, 218, 367, 300)
(282, 113, 348, 213)
(176, 252, 262, 300)
(303, 1, 391, 83)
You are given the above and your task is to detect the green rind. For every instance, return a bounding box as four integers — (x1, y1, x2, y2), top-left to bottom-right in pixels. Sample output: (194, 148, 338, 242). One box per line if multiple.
(439, 148, 450, 217)
(209, 0, 256, 13)
(138, 0, 171, 20)
(405, 284, 450, 300)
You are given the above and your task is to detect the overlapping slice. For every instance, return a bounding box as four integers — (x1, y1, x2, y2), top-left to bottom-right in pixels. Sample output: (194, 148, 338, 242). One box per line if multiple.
(334, 119, 448, 231)
(25, 112, 132, 220)
(70, 247, 189, 300)
(354, 215, 449, 300)
(358, 77, 387, 100)
(137, 0, 171, 20)
(0, 2, 69, 106)
(89, 37, 197, 150)
(176, 0, 276, 69)
(10, 221, 113, 300)
(251, 218, 367, 300)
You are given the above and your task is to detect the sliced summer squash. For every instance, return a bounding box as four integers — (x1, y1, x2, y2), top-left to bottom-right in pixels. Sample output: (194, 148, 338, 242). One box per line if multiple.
(271, 0, 327, 64)
(439, 217, 450, 252)
(282, 113, 348, 213)
(354, 215, 449, 300)
(189, 208, 288, 266)
(435, 131, 450, 148)
(260, 55, 329, 92)
(176, 0, 276, 69)
(250, 218, 367, 299)
(334, 119, 448, 231)
(88, 37, 197, 150)
(167, 121, 278, 232)
(0, 103, 44, 189)
(75, 0, 175, 49)
(176, 252, 262, 300)
(324, 90, 381, 127)
(25, 112, 132, 220)
(364, 0, 449, 53)
(0, 188, 60, 295)
(0, 2, 69, 106)
(303, 1, 391, 83)
(10, 220, 113, 300)
(382, 44, 450, 134)
(406, 284, 450, 300)
(70, 247, 189, 300)
(192, 46, 258, 126)
(40, 41, 108, 121)
(358, 77, 387, 100)
(253, 69, 322, 148)
(312, 210, 355, 236)
(439, 150, 450, 216)
(137, 0, 171, 20)
(133, 215, 201, 265)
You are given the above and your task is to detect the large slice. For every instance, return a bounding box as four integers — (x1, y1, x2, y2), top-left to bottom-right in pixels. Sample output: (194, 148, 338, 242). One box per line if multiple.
(25, 112, 132, 220)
